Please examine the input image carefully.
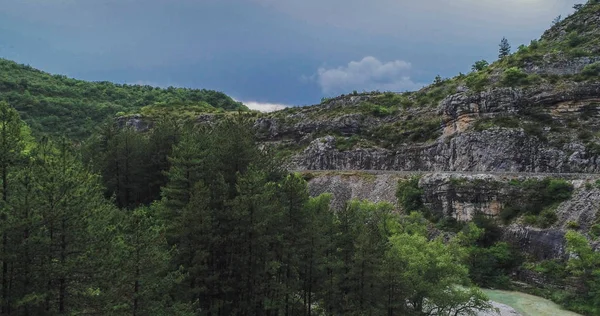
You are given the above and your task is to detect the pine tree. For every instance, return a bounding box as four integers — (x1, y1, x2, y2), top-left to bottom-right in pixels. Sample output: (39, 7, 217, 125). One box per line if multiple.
(29, 139, 107, 313)
(0, 101, 24, 314)
(498, 37, 511, 59)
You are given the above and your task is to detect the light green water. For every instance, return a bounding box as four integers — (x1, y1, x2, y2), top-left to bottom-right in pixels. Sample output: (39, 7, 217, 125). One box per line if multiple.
(482, 289, 582, 316)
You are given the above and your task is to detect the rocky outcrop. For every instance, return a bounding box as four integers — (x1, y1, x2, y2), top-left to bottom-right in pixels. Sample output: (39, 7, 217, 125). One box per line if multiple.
(116, 114, 153, 132)
(306, 171, 600, 259)
(290, 83, 600, 173)
(291, 129, 600, 172)
(306, 172, 402, 211)
(419, 173, 508, 221)
(522, 56, 600, 76)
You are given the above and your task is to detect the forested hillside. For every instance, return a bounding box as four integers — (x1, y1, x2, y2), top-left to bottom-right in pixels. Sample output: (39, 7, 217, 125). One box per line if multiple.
(0, 101, 506, 315)
(0, 58, 247, 139)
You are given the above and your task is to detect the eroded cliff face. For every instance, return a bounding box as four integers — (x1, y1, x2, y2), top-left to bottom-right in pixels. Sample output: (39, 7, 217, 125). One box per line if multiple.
(287, 82, 600, 173)
(306, 171, 600, 260)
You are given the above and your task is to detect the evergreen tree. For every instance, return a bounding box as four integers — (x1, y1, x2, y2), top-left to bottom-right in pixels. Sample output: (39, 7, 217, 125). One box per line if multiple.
(0, 101, 24, 314)
(498, 37, 511, 59)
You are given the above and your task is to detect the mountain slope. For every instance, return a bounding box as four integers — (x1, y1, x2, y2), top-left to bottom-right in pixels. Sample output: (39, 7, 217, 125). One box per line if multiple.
(0, 58, 247, 138)
(260, 1, 600, 173)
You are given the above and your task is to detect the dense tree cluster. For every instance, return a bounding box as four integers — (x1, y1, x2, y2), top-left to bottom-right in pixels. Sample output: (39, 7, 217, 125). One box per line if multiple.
(0, 100, 500, 315)
(0, 59, 246, 139)
(2, 99, 599, 315)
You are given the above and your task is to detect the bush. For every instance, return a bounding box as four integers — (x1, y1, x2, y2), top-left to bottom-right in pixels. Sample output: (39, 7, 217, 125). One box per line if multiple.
(471, 60, 489, 72)
(547, 179, 574, 201)
(567, 221, 580, 229)
(360, 102, 392, 117)
(501, 67, 529, 86)
(581, 62, 600, 77)
(335, 135, 361, 151)
(591, 224, 600, 238)
(538, 208, 559, 228)
(502, 178, 573, 225)
(396, 177, 424, 213)
(468, 242, 522, 289)
(567, 31, 584, 48)
(529, 39, 539, 50)
(465, 72, 489, 92)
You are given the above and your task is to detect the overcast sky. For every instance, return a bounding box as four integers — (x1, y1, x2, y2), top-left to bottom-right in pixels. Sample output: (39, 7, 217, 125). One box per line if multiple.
(0, 0, 579, 110)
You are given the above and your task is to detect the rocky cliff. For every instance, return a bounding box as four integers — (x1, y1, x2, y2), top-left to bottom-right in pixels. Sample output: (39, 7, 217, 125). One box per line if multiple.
(306, 171, 600, 260)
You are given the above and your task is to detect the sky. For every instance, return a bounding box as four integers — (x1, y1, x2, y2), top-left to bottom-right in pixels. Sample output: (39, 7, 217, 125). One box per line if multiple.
(0, 0, 580, 111)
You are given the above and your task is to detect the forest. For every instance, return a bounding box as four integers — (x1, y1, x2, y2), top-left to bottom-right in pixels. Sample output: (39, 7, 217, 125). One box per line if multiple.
(1, 99, 599, 315)
(0, 59, 247, 140)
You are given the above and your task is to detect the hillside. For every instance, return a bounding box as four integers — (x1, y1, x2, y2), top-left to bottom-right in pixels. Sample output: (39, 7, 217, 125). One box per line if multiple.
(258, 1, 600, 173)
(0, 58, 247, 138)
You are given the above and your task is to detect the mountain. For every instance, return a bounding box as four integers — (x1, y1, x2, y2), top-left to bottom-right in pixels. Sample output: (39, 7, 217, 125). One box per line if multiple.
(259, 1, 600, 173)
(0, 58, 247, 139)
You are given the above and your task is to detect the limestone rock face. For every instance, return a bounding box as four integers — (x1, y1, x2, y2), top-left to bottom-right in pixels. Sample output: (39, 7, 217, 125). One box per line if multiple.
(288, 83, 600, 173)
(306, 171, 600, 260)
(290, 129, 598, 173)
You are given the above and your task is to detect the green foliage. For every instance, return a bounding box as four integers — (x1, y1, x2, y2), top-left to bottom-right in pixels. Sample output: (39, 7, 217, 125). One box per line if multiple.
(471, 60, 490, 72)
(370, 118, 441, 147)
(468, 242, 521, 289)
(375, 92, 414, 109)
(465, 71, 490, 92)
(0, 58, 246, 139)
(581, 62, 600, 78)
(590, 224, 600, 238)
(499, 37, 511, 59)
(3, 101, 576, 315)
(360, 102, 393, 117)
(563, 231, 600, 314)
(335, 135, 361, 151)
(501, 67, 529, 86)
(567, 31, 584, 47)
(473, 116, 520, 131)
(501, 178, 573, 225)
(567, 221, 580, 229)
(396, 176, 424, 213)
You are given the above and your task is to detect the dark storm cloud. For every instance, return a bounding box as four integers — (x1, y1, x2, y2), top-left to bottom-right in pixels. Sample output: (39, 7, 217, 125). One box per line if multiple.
(0, 0, 580, 108)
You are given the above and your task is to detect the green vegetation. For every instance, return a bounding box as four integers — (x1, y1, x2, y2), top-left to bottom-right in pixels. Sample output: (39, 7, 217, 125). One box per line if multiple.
(580, 62, 600, 78)
(465, 71, 490, 92)
(396, 176, 424, 213)
(371, 118, 441, 147)
(499, 37, 512, 59)
(0, 101, 502, 315)
(500, 178, 573, 226)
(472, 60, 489, 72)
(561, 231, 600, 314)
(360, 101, 394, 117)
(335, 135, 362, 151)
(501, 67, 532, 86)
(0, 58, 246, 139)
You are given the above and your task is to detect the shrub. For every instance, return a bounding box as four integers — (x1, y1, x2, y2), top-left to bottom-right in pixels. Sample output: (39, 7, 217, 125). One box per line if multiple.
(360, 102, 392, 117)
(569, 48, 589, 57)
(465, 72, 489, 91)
(567, 31, 584, 47)
(538, 208, 559, 228)
(468, 242, 522, 289)
(547, 179, 575, 201)
(591, 224, 600, 238)
(501, 67, 529, 86)
(502, 178, 573, 224)
(396, 177, 424, 213)
(471, 60, 489, 72)
(529, 39, 539, 50)
(335, 135, 361, 151)
(581, 62, 600, 77)
(567, 221, 580, 229)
